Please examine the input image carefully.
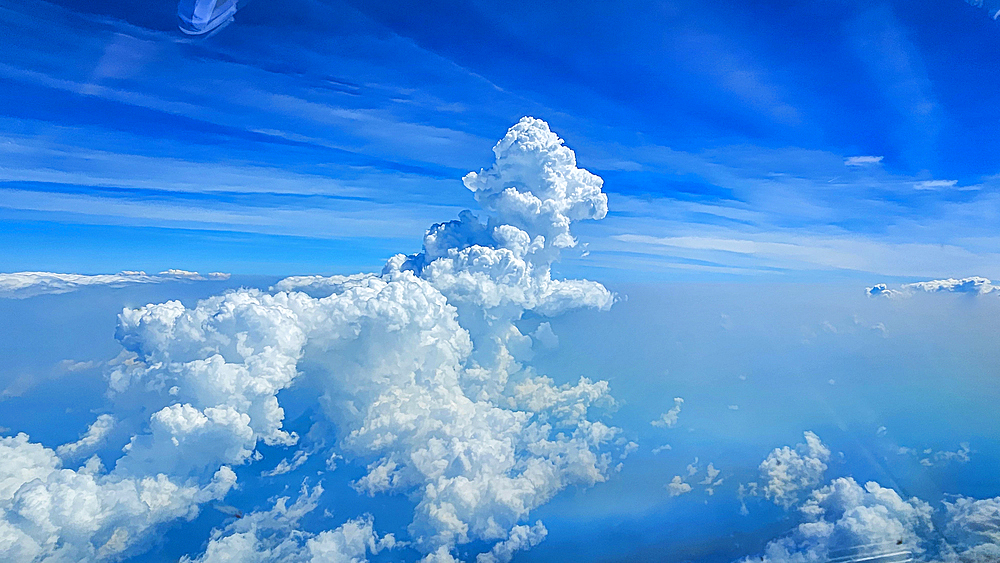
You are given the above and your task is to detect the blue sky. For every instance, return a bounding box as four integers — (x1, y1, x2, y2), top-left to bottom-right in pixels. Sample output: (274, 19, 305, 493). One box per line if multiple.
(3, 2, 1000, 563)
(5, 0, 1000, 280)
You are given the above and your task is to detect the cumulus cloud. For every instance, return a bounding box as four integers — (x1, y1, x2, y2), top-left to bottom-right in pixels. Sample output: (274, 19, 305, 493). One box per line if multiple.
(666, 476, 693, 497)
(866, 283, 904, 298)
(757, 431, 831, 509)
(0, 431, 236, 562)
(0, 118, 621, 563)
(651, 397, 684, 428)
(0, 270, 231, 299)
(740, 431, 1000, 563)
(738, 477, 934, 563)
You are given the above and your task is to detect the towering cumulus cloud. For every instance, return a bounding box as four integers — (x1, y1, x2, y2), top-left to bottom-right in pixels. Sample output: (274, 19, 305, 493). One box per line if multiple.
(0, 118, 621, 563)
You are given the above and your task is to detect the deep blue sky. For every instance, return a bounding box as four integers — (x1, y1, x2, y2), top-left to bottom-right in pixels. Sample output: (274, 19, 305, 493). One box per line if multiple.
(3, 0, 1000, 280)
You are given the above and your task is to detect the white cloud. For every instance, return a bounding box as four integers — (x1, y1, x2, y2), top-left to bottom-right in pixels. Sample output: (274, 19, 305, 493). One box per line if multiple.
(0, 432, 236, 562)
(462, 117, 608, 250)
(262, 449, 311, 477)
(741, 465, 1000, 563)
(844, 155, 883, 166)
(55, 414, 115, 459)
(868, 276, 999, 298)
(531, 322, 559, 349)
(0, 118, 618, 563)
(866, 283, 904, 298)
(738, 477, 934, 563)
(758, 431, 830, 509)
(651, 397, 684, 428)
(904, 276, 997, 294)
(913, 179, 958, 190)
(181, 484, 396, 563)
(83, 117, 618, 563)
(0, 270, 231, 299)
(666, 475, 693, 497)
(475, 522, 546, 563)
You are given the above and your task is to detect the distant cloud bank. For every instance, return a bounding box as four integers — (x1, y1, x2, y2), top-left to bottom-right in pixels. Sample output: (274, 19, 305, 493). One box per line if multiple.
(0, 270, 231, 299)
(867, 276, 998, 298)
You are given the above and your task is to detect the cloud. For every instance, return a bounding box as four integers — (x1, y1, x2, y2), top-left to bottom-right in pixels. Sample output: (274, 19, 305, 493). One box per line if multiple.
(905, 276, 997, 294)
(0, 270, 231, 299)
(181, 483, 396, 563)
(844, 156, 883, 166)
(866, 283, 904, 298)
(0, 118, 619, 563)
(531, 322, 559, 349)
(261, 449, 311, 478)
(913, 179, 959, 190)
(738, 477, 934, 563)
(0, 431, 236, 562)
(757, 431, 830, 509)
(666, 476, 693, 497)
(475, 522, 547, 563)
(55, 414, 115, 460)
(868, 276, 999, 298)
(651, 397, 684, 428)
(741, 437, 1000, 563)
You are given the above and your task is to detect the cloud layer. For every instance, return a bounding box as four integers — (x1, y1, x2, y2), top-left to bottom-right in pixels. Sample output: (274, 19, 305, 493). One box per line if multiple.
(0, 270, 231, 299)
(867, 276, 999, 298)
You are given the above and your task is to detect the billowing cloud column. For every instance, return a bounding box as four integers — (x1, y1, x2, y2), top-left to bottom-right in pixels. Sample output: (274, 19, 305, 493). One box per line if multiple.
(0, 118, 620, 563)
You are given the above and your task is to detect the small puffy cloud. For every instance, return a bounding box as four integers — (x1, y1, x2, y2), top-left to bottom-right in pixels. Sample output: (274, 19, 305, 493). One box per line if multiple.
(895, 442, 973, 467)
(666, 476, 693, 497)
(844, 155, 883, 166)
(699, 463, 721, 486)
(475, 521, 546, 563)
(0, 270, 231, 299)
(758, 431, 830, 509)
(866, 283, 904, 298)
(652, 397, 684, 428)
